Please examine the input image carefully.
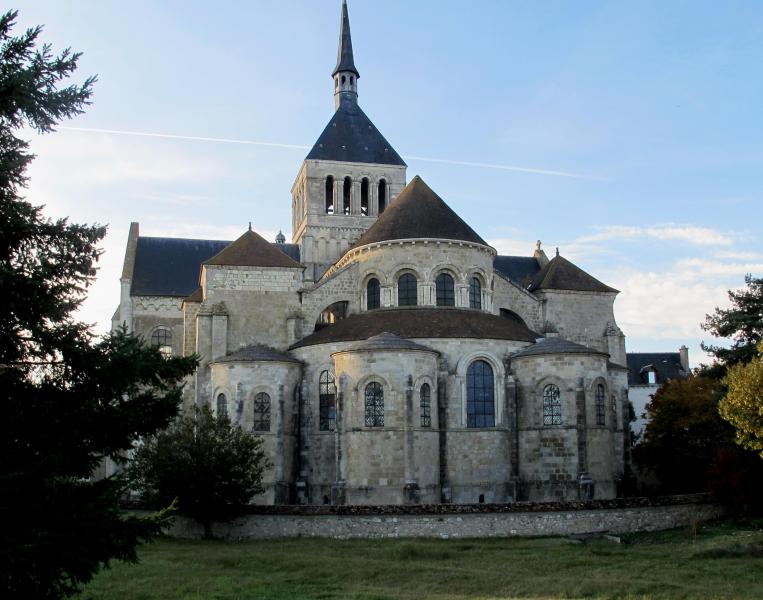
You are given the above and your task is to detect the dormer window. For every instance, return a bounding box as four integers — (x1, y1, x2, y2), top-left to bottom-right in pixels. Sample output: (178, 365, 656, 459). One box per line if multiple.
(648, 370, 657, 385)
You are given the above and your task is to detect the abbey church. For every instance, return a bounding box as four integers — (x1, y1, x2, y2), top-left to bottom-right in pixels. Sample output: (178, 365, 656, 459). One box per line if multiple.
(114, 1, 630, 506)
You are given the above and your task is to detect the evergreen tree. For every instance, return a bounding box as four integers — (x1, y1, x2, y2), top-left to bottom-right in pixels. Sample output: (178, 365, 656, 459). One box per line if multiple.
(129, 405, 270, 540)
(701, 274, 763, 374)
(0, 11, 196, 597)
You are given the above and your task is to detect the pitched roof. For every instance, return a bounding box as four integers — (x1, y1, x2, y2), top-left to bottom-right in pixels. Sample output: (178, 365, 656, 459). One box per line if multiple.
(306, 99, 405, 166)
(290, 307, 538, 349)
(351, 176, 488, 248)
(626, 352, 688, 386)
(340, 332, 436, 353)
(529, 255, 618, 293)
(494, 255, 542, 287)
(210, 344, 300, 365)
(131, 237, 230, 297)
(333, 0, 359, 77)
(511, 337, 608, 359)
(204, 229, 303, 269)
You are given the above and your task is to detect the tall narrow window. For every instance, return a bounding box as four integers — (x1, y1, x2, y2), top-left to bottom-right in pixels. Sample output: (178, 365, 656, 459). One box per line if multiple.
(216, 393, 227, 417)
(467, 360, 495, 427)
(343, 176, 352, 215)
(595, 384, 606, 426)
(367, 277, 380, 310)
(420, 383, 431, 427)
(543, 384, 562, 426)
(319, 371, 336, 431)
(325, 176, 334, 214)
(398, 273, 417, 306)
(150, 327, 172, 358)
(378, 179, 387, 213)
(360, 178, 369, 215)
(469, 277, 482, 309)
(253, 392, 271, 432)
(365, 382, 384, 427)
(435, 273, 455, 307)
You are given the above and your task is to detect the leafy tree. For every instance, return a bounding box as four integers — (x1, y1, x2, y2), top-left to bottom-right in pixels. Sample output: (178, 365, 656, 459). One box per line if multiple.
(129, 405, 270, 539)
(633, 376, 732, 494)
(0, 11, 196, 598)
(701, 274, 763, 374)
(721, 342, 763, 458)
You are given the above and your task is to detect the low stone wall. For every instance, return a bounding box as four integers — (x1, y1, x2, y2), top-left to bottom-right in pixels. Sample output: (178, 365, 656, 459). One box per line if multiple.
(167, 495, 724, 540)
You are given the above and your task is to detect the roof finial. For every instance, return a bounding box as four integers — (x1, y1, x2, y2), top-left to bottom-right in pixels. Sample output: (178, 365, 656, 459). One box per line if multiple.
(332, 0, 359, 110)
(555, 247, 560, 257)
(536, 240, 542, 252)
(248, 221, 252, 231)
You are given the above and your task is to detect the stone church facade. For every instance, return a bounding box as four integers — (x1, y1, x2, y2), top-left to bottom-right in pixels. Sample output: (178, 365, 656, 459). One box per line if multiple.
(114, 1, 630, 506)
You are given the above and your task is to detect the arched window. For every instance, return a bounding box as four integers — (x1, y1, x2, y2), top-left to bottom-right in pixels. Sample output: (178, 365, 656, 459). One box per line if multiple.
(420, 383, 431, 427)
(360, 177, 369, 215)
(466, 360, 495, 428)
(216, 393, 227, 417)
(378, 179, 387, 213)
(367, 277, 380, 310)
(325, 176, 334, 214)
(253, 392, 271, 432)
(343, 176, 352, 215)
(543, 384, 562, 426)
(469, 277, 482, 309)
(398, 273, 417, 306)
(150, 327, 172, 358)
(315, 301, 349, 331)
(364, 382, 384, 427)
(341, 75, 346, 85)
(435, 273, 455, 307)
(319, 371, 336, 431)
(595, 384, 606, 426)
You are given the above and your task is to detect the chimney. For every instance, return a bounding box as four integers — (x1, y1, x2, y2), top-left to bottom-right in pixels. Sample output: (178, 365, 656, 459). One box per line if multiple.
(679, 345, 689, 373)
(534, 240, 549, 267)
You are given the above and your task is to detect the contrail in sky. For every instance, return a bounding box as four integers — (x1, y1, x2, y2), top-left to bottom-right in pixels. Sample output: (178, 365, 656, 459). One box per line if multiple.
(59, 126, 602, 181)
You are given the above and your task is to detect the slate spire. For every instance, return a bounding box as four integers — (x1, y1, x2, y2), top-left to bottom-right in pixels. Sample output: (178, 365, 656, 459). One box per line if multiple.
(333, 0, 359, 78)
(332, 1, 359, 110)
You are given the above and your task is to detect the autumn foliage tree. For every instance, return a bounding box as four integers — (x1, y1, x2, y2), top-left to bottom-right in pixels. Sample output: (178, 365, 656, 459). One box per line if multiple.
(0, 11, 196, 598)
(721, 342, 763, 459)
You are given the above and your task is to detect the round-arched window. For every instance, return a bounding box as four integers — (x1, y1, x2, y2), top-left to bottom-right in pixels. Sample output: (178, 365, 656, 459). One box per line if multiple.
(543, 384, 562, 426)
(420, 383, 431, 427)
(364, 382, 384, 427)
(595, 384, 606, 426)
(150, 327, 172, 358)
(469, 277, 482, 309)
(367, 278, 380, 310)
(216, 393, 227, 417)
(466, 360, 494, 428)
(253, 392, 271, 432)
(398, 273, 417, 306)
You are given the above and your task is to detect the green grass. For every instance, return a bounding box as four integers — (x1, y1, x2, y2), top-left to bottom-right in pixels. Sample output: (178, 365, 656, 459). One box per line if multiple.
(78, 520, 763, 600)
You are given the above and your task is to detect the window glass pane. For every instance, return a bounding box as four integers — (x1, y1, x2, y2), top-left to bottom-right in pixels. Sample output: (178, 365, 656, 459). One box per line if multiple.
(253, 392, 271, 432)
(367, 278, 380, 310)
(543, 385, 562, 426)
(364, 382, 384, 427)
(595, 384, 606, 426)
(466, 360, 494, 428)
(319, 370, 336, 431)
(469, 277, 482, 309)
(398, 274, 417, 306)
(436, 273, 455, 307)
(420, 383, 431, 427)
(216, 393, 227, 417)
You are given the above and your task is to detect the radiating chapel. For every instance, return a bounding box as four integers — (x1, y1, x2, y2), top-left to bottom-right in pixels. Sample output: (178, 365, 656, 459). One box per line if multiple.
(114, 1, 631, 505)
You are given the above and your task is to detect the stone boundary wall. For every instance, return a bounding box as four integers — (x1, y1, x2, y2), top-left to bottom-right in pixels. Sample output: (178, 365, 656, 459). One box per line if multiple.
(166, 495, 724, 540)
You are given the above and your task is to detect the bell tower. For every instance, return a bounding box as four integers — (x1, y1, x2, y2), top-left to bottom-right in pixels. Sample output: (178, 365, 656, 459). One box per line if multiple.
(291, 0, 407, 281)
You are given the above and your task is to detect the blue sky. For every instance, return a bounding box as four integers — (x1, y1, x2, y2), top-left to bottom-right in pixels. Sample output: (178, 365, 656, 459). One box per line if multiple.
(18, 1, 763, 367)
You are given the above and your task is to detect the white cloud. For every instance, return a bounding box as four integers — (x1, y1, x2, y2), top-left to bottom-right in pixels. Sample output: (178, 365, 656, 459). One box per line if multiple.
(578, 224, 737, 246)
(714, 250, 763, 261)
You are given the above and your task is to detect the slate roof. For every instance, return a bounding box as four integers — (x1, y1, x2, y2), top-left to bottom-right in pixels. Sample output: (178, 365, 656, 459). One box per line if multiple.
(204, 230, 303, 269)
(339, 332, 436, 353)
(333, 0, 359, 77)
(210, 344, 300, 365)
(351, 176, 487, 248)
(626, 352, 687, 386)
(131, 237, 229, 297)
(131, 236, 301, 297)
(306, 98, 405, 166)
(529, 255, 618, 294)
(511, 337, 609, 359)
(290, 307, 538, 349)
(494, 256, 542, 287)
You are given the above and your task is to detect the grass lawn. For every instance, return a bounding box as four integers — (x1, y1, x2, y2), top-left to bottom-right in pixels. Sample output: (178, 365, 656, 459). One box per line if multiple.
(78, 519, 763, 600)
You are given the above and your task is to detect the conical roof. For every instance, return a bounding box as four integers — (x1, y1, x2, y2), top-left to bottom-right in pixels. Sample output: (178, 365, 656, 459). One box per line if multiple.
(306, 100, 405, 166)
(511, 337, 608, 359)
(340, 332, 436, 353)
(352, 176, 488, 248)
(203, 229, 302, 269)
(529, 255, 617, 293)
(333, 0, 359, 77)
